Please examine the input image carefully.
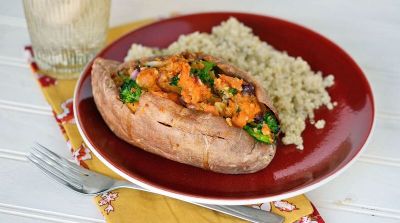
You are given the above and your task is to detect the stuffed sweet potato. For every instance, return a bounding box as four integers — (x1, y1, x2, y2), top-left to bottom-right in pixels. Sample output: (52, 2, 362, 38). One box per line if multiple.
(91, 52, 280, 174)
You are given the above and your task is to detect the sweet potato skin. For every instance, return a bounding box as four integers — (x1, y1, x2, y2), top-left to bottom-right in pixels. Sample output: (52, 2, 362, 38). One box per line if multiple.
(91, 55, 276, 174)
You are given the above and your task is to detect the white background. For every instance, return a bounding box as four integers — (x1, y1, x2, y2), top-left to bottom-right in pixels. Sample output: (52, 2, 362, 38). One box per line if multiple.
(0, 0, 399, 222)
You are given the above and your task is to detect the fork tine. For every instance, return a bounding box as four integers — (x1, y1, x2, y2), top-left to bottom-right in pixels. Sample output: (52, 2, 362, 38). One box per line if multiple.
(34, 142, 89, 175)
(27, 154, 83, 192)
(31, 147, 85, 183)
(29, 151, 83, 190)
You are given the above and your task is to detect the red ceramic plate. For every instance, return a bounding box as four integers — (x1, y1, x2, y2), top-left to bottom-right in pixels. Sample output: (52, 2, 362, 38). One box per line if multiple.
(74, 12, 374, 204)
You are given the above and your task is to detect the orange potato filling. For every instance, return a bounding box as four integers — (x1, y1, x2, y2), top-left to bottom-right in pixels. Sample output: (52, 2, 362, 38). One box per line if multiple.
(124, 55, 262, 128)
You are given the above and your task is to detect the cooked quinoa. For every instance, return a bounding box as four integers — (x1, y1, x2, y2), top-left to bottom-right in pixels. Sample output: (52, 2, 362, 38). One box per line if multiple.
(124, 17, 335, 149)
(314, 120, 326, 129)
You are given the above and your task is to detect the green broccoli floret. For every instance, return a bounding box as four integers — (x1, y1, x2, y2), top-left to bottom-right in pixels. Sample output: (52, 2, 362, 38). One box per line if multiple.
(264, 111, 280, 134)
(243, 111, 279, 144)
(202, 61, 215, 73)
(243, 124, 272, 144)
(119, 79, 142, 103)
(190, 61, 215, 86)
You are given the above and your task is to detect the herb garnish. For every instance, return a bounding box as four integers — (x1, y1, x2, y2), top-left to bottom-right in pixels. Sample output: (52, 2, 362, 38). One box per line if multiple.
(119, 79, 142, 103)
(191, 61, 215, 86)
(228, 88, 238, 95)
(169, 75, 180, 86)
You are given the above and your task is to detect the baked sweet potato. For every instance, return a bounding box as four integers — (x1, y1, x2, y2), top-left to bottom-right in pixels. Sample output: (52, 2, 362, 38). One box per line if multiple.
(91, 53, 279, 174)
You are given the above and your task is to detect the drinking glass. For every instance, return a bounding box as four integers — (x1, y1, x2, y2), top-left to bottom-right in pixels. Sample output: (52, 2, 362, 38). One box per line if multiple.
(23, 0, 111, 79)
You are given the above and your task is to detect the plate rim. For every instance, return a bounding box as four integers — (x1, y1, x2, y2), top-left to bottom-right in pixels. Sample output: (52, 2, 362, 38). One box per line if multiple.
(73, 11, 376, 205)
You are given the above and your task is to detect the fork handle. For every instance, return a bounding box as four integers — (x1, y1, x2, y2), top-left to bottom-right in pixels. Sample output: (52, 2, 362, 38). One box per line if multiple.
(111, 181, 283, 223)
(192, 203, 284, 223)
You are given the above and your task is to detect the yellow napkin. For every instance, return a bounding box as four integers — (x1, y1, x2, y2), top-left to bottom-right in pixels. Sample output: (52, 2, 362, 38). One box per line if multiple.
(26, 18, 322, 223)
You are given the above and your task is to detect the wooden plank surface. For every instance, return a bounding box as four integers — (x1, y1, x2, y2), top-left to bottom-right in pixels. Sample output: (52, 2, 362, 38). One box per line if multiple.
(0, 0, 399, 222)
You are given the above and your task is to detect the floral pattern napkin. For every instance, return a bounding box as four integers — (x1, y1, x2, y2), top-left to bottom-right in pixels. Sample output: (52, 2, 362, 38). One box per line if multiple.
(25, 18, 324, 223)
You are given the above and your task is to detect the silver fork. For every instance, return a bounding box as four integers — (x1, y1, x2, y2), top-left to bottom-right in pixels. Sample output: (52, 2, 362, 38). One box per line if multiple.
(28, 143, 284, 223)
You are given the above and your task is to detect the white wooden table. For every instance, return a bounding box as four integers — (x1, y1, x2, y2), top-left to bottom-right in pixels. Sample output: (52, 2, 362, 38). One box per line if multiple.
(1, 0, 399, 222)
